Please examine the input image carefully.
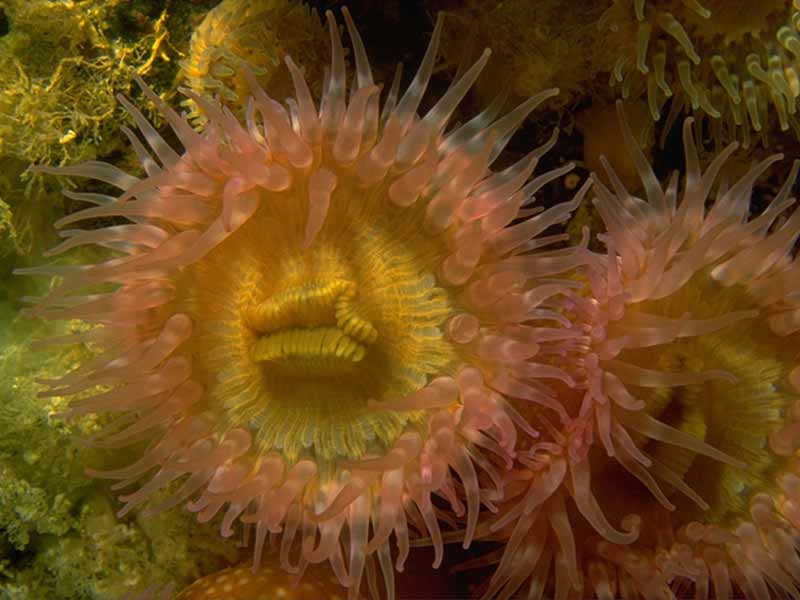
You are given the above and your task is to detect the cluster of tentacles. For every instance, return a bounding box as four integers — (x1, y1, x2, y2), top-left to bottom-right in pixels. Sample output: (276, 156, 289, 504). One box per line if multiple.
(600, 0, 800, 147)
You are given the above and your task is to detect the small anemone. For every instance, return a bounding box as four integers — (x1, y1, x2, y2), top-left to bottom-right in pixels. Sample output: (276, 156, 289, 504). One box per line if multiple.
(600, 0, 800, 148)
(179, 0, 328, 126)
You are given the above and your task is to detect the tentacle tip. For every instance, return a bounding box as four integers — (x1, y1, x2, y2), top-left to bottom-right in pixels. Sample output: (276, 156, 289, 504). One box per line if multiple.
(308, 510, 324, 523)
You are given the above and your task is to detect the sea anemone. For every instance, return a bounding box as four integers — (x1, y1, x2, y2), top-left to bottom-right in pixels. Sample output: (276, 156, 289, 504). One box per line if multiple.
(477, 103, 800, 599)
(19, 8, 587, 599)
(179, 0, 327, 125)
(599, 0, 800, 147)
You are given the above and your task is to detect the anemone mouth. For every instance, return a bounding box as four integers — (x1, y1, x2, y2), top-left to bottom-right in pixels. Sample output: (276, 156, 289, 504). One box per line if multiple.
(176, 178, 461, 464)
(615, 268, 797, 526)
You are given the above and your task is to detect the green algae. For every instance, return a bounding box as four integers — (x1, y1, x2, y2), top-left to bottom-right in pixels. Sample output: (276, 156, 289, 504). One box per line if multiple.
(0, 316, 239, 599)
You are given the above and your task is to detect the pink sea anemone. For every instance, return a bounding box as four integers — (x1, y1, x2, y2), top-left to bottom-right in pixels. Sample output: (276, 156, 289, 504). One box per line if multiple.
(477, 104, 800, 599)
(19, 9, 589, 599)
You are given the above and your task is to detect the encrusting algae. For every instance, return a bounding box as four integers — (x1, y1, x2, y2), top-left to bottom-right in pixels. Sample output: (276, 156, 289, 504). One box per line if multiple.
(10, 1, 800, 599)
(0, 0, 173, 167)
(435, 0, 610, 115)
(0, 315, 237, 598)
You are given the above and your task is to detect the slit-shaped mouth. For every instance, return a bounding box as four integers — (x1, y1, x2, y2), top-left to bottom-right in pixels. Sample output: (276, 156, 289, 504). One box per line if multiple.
(245, 277, 378, 377)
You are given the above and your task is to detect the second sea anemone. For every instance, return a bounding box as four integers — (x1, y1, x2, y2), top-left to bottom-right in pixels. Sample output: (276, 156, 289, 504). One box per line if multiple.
(478, 103, 800, 599)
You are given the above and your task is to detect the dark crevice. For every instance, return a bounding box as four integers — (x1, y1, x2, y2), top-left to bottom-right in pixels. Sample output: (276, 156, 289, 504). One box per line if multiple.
(0, 7, 9, 37)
